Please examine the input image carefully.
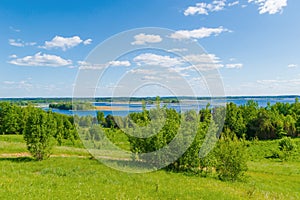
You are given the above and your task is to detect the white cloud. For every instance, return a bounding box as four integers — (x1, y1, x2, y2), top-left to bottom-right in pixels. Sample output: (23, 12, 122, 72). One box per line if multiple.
(40, 36, 92, 51)
(108, 60, 131, 67)
(190, 63, 224, 71)
(141, 76, 162, 81)
(9, 54, 17, 59)
(8, 52, 72, 67)
(3, 81, 15, 85)
(9, 39, 36, 47)
(288, 64, 298, 68)
(9, 39, 23, 47)
(131, 53, 237, 72)
(173, 54, 224, 71)
(78, 62, 105, 70)
(79, 60, 131, 70)
(128, 69, 158, 75)
(133, 53, 184, 67)
(248, 0, 287, 14)
(170, 26, 229, 40)
(167, 48, 188, 53)
(228, 1, 239, 7)
(83, 39, 92, 45)
(131, 33, 162, 45)
(184, 0, 226, 16)
(225, 63, 243, 68)
(184, 54, 221, 64)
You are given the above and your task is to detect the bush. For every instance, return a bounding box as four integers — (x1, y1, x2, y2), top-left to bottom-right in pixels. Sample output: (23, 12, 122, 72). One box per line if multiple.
(23, 107, 56, 160)
(215, 130, 248, 181)
(278, 137, 297, 161)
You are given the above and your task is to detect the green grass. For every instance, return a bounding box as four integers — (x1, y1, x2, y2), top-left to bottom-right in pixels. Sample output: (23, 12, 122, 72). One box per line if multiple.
(0, 135, 299, 199)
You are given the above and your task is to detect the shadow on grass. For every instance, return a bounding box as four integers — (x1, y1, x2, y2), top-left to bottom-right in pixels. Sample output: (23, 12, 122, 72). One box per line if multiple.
(0, 156, 35, 163)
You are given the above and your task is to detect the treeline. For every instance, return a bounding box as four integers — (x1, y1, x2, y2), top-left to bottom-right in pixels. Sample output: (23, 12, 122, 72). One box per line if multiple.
(2, 98, 300, 142)
(0, 102, 77, 143)
(224, 99, 300, 140)
(78, 99, 300, 141)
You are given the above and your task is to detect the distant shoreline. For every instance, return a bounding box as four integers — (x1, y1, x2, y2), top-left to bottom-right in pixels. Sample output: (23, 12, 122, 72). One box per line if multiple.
(1, 95, 299, 101)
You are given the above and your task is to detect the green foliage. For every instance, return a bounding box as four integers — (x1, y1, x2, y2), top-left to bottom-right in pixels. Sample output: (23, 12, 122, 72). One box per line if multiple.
(49, 102, 95, 111)
(1, 136, 300, 199)
(278, 137, 297, 160)
(215, 130, 248, 181)
(23, 107, 57, 160)
(0, 102, 23, 135)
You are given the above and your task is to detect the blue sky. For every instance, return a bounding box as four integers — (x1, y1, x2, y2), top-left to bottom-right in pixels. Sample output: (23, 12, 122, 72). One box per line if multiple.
(0, 0, 299, 97)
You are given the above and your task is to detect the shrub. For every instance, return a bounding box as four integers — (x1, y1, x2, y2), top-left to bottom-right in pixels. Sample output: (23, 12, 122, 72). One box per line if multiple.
(278, 137, 297, 161)
(23, 107, 56, 160)
(215, 130, 248, 181)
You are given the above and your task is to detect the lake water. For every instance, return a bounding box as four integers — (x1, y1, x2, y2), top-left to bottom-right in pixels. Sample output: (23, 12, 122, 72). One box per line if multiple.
(43, 96, 298, 117)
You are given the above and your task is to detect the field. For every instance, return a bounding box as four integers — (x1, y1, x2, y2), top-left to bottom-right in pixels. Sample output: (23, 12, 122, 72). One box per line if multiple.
(0, 135, 299, 199)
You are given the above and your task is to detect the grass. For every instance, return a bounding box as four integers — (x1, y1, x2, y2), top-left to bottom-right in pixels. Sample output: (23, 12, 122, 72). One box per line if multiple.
(0, 135, 299, 199)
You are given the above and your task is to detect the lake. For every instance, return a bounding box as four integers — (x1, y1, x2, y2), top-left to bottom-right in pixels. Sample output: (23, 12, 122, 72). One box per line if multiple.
(43, 96, 299, 117)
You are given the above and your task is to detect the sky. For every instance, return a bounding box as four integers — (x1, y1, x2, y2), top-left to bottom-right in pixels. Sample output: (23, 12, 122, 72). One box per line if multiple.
(0, 0, 299, 97)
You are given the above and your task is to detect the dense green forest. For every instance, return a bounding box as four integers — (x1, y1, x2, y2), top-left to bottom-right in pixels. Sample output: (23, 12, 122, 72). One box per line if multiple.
(0, 98, 299, 180)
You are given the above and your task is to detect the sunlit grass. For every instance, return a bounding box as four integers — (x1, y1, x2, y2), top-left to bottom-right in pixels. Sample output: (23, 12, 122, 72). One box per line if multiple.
(0, 135, 299, 199)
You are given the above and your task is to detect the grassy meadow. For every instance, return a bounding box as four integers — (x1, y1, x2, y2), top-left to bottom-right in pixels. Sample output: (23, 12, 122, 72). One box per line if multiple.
(0, 135, 299, 199)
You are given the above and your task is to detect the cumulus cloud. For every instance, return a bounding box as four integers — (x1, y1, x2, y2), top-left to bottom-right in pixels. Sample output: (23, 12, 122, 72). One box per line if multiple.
(170, 26, 229, 40)
(132, 53, 239, 72)
(225, 63, 243, 68)
(8, 52, 72, 67)
(40, 36, 92, 51)
(184, 0, 227, 16)
(248, 0, 287, 14)
(131, 33, 162, 45)
(9, 39, 36, 47)
(133, 53, 184, 67)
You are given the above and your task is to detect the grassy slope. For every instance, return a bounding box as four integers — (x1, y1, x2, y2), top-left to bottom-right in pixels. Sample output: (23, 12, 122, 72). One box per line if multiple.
(0, 135, 299, 200)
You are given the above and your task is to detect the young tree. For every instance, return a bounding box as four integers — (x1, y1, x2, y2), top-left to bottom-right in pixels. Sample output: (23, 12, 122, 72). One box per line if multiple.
(215, 129, 248, 181)
(23, 107, 56, 160)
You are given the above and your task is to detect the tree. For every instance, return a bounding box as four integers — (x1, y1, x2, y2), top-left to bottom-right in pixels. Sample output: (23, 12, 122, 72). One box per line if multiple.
(97, 111, 106, 126)
(23, 107, 56, 160)
(0, 102, 22, 135)
(215, 129, 248, 181)
(224, 102, 246, 138)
